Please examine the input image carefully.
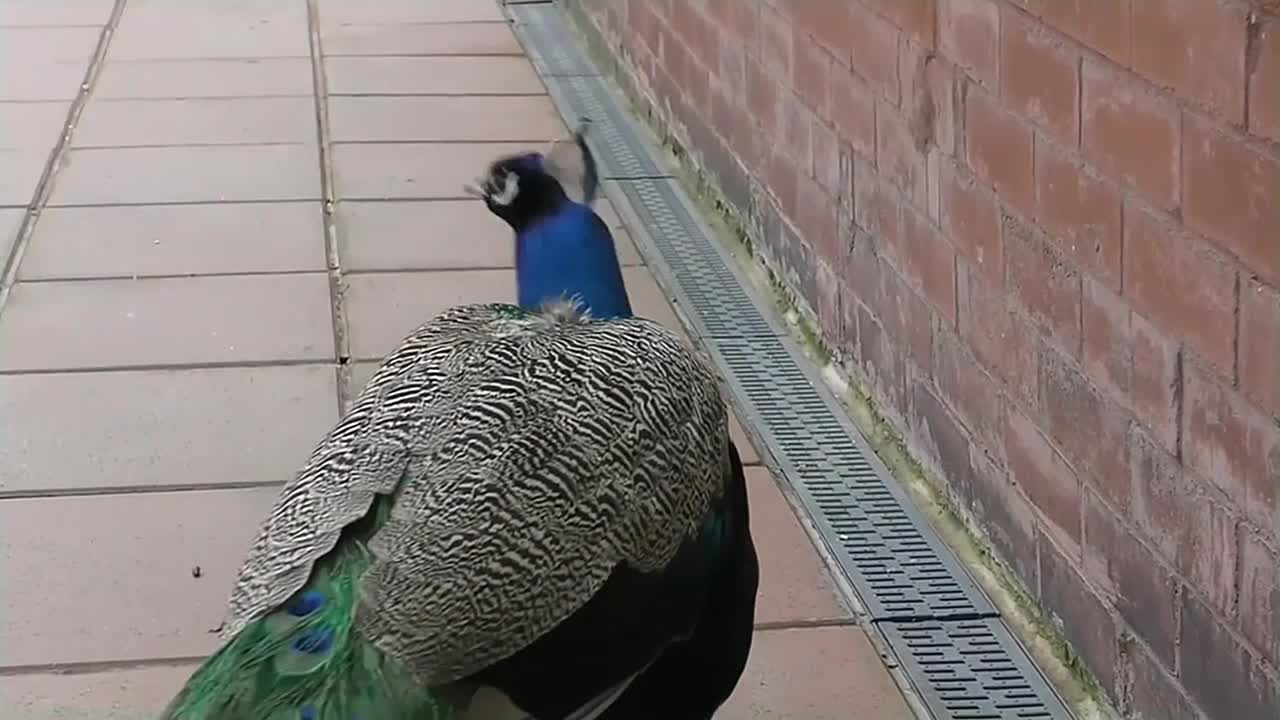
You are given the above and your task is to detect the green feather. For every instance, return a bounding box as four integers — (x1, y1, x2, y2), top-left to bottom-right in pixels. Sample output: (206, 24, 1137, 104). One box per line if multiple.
(160, 496, 459, 720)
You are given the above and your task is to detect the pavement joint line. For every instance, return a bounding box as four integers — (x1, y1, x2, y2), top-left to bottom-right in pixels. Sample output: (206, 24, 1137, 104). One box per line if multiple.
(17, 269, 332, 283)
(0, 357, 337, 376)
(0, 0, 129, 317)
(0, 480, 285, 502)
(326, 92, 551, 98)
(41, 198, 324, 209)
(305, 0, 353, 418)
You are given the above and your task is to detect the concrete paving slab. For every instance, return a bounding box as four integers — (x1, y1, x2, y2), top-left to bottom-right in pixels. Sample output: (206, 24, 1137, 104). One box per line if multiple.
(325, 56, 544, 95)
(745, 467, 852, 625)
(335, 197, 642, 271)
(0, 0, 114, 27)
(0, 150, 47, 207)
(328, 95, 566, 142)
(19, 202, 326, 279)
(0, 663, 198, 720)
(344, 266, 687, 361)
(0, 208, 22, 261)
(331, 141, 531, 199)
(0, 101, 70, 152)
(94, 58, 315, 99)
(321, 20, 522, 56)
(0, 365, 338, 494)
(47, 145, 321, 205)
(0, 274, 334, 372)
(722, 626, 913, 719)
(0, 26, 102, 64)
(0, 486, 278, 668)
(316, 0, 505, 25)
(0, 61, 85, 101)
(110, 1, 309, 60)
(73, 97, 317, 147)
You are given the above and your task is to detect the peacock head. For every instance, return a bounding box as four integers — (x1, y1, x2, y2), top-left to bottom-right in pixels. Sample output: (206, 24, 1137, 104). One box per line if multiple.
(465, 118, 597, 233)
(464, 150, 565, 232)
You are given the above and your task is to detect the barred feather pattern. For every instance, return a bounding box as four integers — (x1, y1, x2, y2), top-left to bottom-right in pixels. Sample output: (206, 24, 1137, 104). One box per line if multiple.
(220, 301, 731, 688)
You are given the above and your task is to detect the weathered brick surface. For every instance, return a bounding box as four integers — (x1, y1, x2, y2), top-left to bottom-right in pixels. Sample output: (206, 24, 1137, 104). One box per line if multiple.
(568, 0, 1280, 717)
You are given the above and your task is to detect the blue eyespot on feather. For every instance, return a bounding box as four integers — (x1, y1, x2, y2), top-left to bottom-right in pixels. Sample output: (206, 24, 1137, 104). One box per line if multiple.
(300, 705, 317, 720)
(292, 627, 336, 655)
(286, 590, 326, 617)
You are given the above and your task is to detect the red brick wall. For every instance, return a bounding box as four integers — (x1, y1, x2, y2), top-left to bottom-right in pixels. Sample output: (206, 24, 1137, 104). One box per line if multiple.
(565, 0, 1280, 717)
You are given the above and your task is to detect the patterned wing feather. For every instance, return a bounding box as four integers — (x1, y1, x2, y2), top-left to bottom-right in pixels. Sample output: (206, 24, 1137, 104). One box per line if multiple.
(220, 302, 729, 689)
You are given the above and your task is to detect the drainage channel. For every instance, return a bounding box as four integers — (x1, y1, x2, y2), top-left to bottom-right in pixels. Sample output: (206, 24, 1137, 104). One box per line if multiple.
(506, 3, 1076, 719)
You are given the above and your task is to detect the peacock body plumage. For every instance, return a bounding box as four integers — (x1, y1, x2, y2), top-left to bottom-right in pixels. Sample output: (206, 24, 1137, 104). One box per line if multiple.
(471, 125, 761, 719)
(162, 301, 736, 719)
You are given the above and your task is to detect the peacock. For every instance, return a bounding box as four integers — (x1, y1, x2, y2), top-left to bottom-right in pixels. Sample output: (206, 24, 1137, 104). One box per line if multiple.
(467, 123, 760, 718)
(161, 298, 748, 719)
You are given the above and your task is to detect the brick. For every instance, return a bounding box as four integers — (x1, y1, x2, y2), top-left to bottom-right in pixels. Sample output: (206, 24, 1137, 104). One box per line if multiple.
(939, 158, 1002, 288)
(1004, 214, 1082, 355)
(856, 303, 909, 413)
(1000, 7, 1080, 146)
(1131, 431, 1240, 614)
(1127, 635, 1207, 720)
(1038, 0, 1133, 65)
(1131, 313, 1182, 457)
(935, 328, 1003, 452)
(1241, 529, 1280, 666)
(1082, 496, 1179, 667)
(1039, 347, 1131, 503)
(1123, 202, 1237, 377)
(958, 261, 1040, 409)
(899, 38, 957, 156)
(872, 261, 936, 373)
(1180, 592, 1280, 720)
(1006, 407, 1082, 550)
(841, 2, 901, 103)
(708, 0, 760, 45)
(1037, 529, 1122, 696)
(1251, 19, 1280, 142)
(829, 67, 877, 160)
(967, 446, 1039, 582)
(853, 155, 903, 245)
(1034, 137, 1123, 291)
(939, 0, 1000, 87)
(876, 98, 929, 209)
(757, 3, 792, 79)
(1241, 279, 1280, 416)
(1183, 361, 1280, 528)
(1133, 0, 1249, 124)
(911, 381, 979, 500)
(810, 117, 841, 194)
(894, 207, 958, 326)
(964, 83, 1035, 216)
(1183, 114, 1280, 287)
(746, 56, 783, 138)
(796, 171, 839, 267)
(793, 32, 832, 114)
(672, 0, 717, 73)
(862, 0, 937, 48)
(1081, 59, 1181, 211)
(1081, 277, 1131, 401)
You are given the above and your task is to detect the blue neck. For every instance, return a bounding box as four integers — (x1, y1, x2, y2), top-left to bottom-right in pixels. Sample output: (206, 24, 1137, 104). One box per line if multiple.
(515, 202, 633, 320)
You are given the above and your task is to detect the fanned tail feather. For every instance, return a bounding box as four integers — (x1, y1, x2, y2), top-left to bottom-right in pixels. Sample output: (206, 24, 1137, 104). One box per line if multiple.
(160, 499, 457, 720)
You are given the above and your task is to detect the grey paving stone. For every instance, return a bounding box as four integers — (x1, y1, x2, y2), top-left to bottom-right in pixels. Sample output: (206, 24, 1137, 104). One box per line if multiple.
(331, 141, 532, 200)
(73, 97, 317, 147)
(47, 145, 321, 205)
(325, 56, 544, 95)
(94, 58, 315, 99)
(328, 95, 565, 142)
(110, 0, 309, 60)
(20, 202, 326, 279)
(316, 0, 503, 25)
(0, 365, 338, 494)
(0, 101, 70, 151)
(321, 20, 521, 56)
(0, 273, 334, 371)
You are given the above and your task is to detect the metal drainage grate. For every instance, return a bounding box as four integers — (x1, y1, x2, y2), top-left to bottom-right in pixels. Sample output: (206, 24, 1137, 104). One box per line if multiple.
(510, 3, 1076, 719)
(705, 336, 995, 621)
(507, 2, 599, 78)
(879, 620, 1067, 719)
(610, 179, 779, 339)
